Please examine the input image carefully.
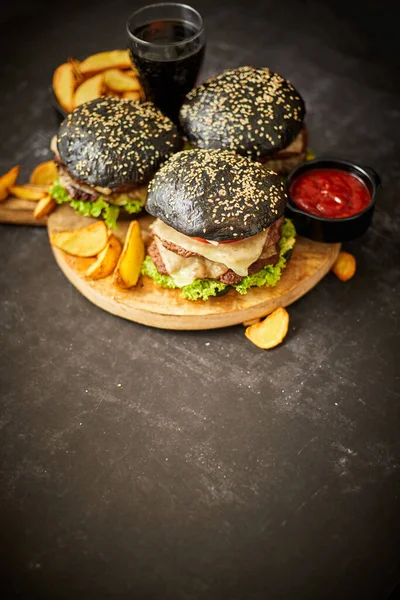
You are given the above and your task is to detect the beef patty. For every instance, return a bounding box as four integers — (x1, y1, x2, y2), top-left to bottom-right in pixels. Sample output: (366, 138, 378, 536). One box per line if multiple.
(147, 217, 283, 285)
(57, 163, 145, 202)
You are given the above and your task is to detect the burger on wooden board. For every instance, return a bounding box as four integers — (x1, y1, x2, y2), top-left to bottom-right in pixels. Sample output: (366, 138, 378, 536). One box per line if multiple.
(50, 96, 181, 229)
(142, 149, 296, 301)
(179, 66, 307, 174)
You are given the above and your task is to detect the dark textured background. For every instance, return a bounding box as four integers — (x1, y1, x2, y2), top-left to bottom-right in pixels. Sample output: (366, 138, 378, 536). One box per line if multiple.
(1, 1, 399, 599)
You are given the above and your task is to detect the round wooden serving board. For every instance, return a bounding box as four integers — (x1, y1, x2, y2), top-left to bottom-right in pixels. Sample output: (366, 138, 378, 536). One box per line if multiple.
(48, 205, 341, 330)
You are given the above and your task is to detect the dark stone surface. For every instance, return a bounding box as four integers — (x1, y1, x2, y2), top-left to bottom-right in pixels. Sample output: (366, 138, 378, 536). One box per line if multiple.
(0, 1, 399, 599)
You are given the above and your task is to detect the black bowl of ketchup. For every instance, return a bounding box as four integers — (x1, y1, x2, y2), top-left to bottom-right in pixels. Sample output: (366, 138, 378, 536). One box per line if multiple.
(286, 158, 381, 243)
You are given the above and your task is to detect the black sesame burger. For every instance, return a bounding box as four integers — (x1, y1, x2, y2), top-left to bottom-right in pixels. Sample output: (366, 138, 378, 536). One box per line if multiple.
(50, 96, 181, 229)
(179, 66, 307, 174)
(142, 149, 296, 301)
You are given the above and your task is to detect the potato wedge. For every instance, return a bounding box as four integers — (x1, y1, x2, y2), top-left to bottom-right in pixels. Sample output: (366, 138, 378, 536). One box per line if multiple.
(79, 50, 131, 75)
(113, 221, 144, 288)
(332, 251, 356, 282)
(245, 307, 289, 349)
(104, 68, 141, 92)
(33, 194, 57, 220)
(53, 62, 75, 112)
(104, 90, 122, 98)
(9, 185, 47, 201)
(124, 62, 139, 77)
(30, 160, 58, 186)
(122, 91, 141, 101)
(68, 57, 83, 84)
(0, 165, 19, 201)
(50, 221, 109, 257)
(73, 73, 104, 108)
(86, 235, 122, 280)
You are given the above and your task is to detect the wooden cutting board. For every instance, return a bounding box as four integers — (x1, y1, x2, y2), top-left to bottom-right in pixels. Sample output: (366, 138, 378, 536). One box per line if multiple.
(48, 205, 341, 330)
(0, 197, 47, 226)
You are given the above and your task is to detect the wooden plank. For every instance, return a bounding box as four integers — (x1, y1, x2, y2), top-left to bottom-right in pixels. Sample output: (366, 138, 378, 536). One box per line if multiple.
(0, 196, 46, 226)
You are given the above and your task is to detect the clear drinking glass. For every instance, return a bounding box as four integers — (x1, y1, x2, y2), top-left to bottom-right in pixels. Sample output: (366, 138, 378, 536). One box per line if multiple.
(127, 3, 205, 122)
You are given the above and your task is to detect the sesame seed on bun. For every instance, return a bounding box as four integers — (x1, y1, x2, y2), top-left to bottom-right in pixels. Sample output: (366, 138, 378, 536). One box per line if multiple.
(146, 149, 288, 242)
(179, 66, 305, 160)
(57, 97, 181, 189)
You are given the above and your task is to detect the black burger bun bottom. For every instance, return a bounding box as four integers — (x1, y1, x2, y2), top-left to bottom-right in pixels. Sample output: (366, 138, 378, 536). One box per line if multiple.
(179, 66, 306, 164)
(57, 97, 182, 190)
(146, 149, 288, 242)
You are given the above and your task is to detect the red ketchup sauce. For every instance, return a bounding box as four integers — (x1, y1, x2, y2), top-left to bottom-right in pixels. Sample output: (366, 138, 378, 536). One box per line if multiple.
(290, 169, 371, 219)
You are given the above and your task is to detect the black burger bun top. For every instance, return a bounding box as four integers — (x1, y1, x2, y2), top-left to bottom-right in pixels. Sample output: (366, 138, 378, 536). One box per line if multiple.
(57, 97, 181, 189)
(146, 149, 287, 242)
(179, 66, 305, 160)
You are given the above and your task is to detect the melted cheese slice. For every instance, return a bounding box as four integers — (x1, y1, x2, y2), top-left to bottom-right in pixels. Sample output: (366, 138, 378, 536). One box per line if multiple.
(152, 220, 269, 278)
(155, 239, 227, 287)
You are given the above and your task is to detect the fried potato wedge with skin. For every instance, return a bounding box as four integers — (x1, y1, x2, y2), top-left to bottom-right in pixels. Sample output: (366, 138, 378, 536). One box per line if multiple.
(104, 90, 122, 98)
(124, 70, 137, 78)
(332, 251, 356, 282)
(86, 235, 122, 280)
(30, 161, 58, 186)
(68, 57, 83, 84)
(104, 68, 142, 92)
(245, 307, 289, 349)
(0, 165, 19, 201)
(74, 73, 105, 107)
(79, 50, 131, 75)
(9, 185, 47, 201)
(51, 222, 109, 257)
(53, 62, 75, 112)
(33, 195, 57, 220)
(122, 91, 141, 101)
(113, 221, 144, 288)
(124, 61, 139, 76)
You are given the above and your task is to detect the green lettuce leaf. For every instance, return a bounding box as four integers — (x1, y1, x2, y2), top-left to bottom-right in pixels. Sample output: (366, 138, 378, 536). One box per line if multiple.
(141, 257, 227, 300)
(141, 256, 178, 290)
(234, 218, 296, 294)
(306, 148, 316, 161)
(142, 219, 296, 301)
(101, 204, 120, 230)
(124, 199, 145, 214)
(181, 279, 227, 301)
(50, 180, 120, 229)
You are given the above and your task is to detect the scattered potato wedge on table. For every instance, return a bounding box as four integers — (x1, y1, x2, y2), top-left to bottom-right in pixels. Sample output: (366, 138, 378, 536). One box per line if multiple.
(53, 62, 75, 112)
(79, 50, 131, 75)
(104, 68, 141, 92)
(113, 221, 144, 288)
(9, 185, 47, 201)
(245, 307, 290, 349)
(0, 165, 20, 201)
(86, 235, 122, 280)
(33, 195, 57, 220)
(74, 73, 105, 108)
(332, 251, 356, 281)
(50, 222, 109, 257)
(30, 161, 58, 186)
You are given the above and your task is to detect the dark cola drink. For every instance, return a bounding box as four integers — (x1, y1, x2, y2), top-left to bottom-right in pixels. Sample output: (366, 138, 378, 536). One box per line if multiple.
(127, 6, 205, 122)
